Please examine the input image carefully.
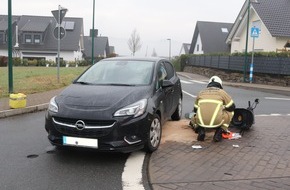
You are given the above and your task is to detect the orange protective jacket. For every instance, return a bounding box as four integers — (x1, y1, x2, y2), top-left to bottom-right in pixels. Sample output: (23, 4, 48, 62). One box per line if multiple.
(193, 87, 234, 128)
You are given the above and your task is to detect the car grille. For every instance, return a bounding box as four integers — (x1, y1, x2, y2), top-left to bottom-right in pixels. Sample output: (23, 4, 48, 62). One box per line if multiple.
(53, 117, 116, 138)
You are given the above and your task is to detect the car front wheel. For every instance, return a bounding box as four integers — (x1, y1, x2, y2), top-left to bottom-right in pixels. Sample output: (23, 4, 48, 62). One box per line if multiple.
(144, 114, 162, 153)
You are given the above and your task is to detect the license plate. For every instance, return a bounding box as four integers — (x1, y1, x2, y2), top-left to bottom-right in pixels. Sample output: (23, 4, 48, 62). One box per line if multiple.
(63, 136, 98, 148)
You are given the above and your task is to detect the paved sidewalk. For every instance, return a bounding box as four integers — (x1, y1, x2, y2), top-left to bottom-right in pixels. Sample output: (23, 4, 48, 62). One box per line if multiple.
(0, 88, 64, 118)
(149, 116, 290, 190)
(149, 72, 290, 190)
(1, 72, 290, 190)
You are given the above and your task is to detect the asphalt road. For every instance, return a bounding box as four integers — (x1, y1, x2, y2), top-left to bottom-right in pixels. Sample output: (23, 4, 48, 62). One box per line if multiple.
(0, 76, 289, 190)
(0, 111, 129, 190)
(179, 75, 290, 116)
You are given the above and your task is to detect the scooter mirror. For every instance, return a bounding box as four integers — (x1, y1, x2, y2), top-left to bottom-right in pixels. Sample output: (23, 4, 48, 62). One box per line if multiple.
(255, 98, 259, 104)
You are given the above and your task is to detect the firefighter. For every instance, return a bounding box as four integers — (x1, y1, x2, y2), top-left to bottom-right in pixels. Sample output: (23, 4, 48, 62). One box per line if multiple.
(191, 76, 235, 142)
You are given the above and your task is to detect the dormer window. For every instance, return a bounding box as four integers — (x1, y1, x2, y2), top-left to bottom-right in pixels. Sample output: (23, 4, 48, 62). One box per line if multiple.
(23, 33, 42, 44)
(34, 34, 41, 44)
(25, 34, 32, 43)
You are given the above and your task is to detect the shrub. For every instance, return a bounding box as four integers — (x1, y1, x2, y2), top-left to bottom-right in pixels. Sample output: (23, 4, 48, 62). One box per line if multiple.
(13, 57, 21, 66)
(0, 56, 8, 67)
(28, 59, 38, 66)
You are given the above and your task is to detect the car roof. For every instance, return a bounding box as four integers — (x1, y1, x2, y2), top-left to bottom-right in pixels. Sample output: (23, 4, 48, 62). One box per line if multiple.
(99, 56, 169, 63)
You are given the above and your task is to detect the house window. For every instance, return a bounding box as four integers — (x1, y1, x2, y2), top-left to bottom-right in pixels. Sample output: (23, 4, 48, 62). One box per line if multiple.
(197, 44, 199, 51)
(34, 35, 41, 44)
(25, 34, 32, 43)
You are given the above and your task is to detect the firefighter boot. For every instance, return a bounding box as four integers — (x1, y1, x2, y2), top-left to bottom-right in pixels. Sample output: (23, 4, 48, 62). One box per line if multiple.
(213, 127, 223, 142)
(197, 127, 205, 141)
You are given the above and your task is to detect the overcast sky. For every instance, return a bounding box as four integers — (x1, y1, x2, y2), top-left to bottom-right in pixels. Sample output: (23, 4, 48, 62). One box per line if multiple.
(1, 0, 245, 57)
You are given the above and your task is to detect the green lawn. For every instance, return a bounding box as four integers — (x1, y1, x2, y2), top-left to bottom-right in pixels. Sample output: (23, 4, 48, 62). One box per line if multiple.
(0, 67, 87, 98)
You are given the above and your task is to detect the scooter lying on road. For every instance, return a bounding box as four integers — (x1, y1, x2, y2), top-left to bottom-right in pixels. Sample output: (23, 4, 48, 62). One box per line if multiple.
(185, 98, 259, 140)
(230, 98, 259, 135)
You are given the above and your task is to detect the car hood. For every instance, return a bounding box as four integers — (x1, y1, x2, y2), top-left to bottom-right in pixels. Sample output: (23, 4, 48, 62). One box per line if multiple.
(55, 84, 151, 118)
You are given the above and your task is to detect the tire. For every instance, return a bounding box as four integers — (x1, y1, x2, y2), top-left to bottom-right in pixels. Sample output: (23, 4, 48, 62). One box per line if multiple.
(144, 114, 162, 153)
(171, 97, 182, 121)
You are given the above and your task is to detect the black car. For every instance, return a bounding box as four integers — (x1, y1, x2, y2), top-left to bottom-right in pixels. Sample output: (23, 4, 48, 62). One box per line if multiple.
(45, 57, 182, 153)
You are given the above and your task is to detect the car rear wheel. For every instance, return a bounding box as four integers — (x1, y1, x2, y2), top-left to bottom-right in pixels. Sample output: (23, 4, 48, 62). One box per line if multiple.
(144, 114, 162, 153)
(171, 97, 182, 121)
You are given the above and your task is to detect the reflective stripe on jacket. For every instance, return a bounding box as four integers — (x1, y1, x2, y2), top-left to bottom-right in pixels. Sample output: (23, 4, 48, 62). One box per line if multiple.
(194, 87, 234, 128)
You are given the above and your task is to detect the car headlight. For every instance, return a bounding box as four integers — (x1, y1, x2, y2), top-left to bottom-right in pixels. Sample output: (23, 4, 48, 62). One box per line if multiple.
(114, 99, 147, 118)
(48, 96, 58, 113)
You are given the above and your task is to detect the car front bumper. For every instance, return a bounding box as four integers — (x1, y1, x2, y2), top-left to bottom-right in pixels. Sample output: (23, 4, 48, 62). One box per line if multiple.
(45, 112, 153, 153)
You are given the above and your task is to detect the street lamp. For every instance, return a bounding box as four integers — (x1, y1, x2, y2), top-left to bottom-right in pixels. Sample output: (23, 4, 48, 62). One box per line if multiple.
(167, 38, 171, 60)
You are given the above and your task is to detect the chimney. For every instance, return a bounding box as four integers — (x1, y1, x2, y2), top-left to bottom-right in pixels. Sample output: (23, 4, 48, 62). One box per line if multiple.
(90, 29, 98, 37)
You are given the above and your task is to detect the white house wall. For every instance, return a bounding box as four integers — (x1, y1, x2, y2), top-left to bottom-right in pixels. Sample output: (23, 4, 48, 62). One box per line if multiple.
(0, 49, 82, 62)
(0, 49, 7, 56)
(231, 8, 290, 53)
(194, 33, 204, 54)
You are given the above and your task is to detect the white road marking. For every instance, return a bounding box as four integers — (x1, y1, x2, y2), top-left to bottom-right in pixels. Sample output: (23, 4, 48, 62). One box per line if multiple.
(122, 151, 145, 190)
(182, 90, 197, 98)
(180, 79, 192, 84)
(190, 80, 207, 84)
(256, 114, 269, 117)
(180, 79, 207, 84)
(256, 114, 290, 117)
(265, 97, 290, 101)
(270, 113, 282, 116)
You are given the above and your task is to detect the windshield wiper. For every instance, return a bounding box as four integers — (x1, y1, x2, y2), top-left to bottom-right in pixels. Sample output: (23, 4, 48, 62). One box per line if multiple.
(106, 83, 135, 86)
(74, 81, 92, 85)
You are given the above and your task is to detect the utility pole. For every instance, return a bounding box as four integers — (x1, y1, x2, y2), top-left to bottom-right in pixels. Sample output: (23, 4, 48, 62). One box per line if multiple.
(243, 0, 250, 82)
(8, 0, 13, 93)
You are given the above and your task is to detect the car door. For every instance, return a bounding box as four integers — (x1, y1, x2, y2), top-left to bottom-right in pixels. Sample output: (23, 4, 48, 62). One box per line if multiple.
(162, 61, 181, 115)
(155, 61, 172, 120)
(159, 61, 176, 118)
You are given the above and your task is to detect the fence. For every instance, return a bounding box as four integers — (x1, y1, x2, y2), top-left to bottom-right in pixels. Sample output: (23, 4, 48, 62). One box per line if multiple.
(186, 56, 290, 75)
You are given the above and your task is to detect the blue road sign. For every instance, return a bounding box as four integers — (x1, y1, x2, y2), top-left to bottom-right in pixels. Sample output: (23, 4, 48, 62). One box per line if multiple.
(251, 27, 259, 38)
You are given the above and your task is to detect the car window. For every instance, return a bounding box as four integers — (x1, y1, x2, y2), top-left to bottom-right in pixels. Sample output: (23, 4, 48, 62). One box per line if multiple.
(163, 61, 175, 80)
(155, 63, 167, 90)
(76, 60, 154, 85)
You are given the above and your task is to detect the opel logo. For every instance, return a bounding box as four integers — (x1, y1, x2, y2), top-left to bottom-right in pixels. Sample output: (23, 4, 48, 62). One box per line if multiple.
(75, 120, 85, 130)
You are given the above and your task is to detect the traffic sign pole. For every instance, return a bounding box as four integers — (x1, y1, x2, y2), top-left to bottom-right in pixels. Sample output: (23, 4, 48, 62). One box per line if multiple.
(249, 27, 259, 83)
(51, 5, 67, 83)
(250, 37, 255, 83)
(57, 5, 60, 83)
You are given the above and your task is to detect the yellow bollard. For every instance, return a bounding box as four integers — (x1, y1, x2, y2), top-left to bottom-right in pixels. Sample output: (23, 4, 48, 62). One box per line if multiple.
(9, 93, 27, 109)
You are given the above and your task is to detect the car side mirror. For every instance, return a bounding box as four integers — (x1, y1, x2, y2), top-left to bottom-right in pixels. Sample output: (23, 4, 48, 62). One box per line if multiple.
(162, 79, 174, 88)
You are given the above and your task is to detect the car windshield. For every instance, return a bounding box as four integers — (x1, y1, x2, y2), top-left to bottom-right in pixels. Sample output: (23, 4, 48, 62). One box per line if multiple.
(75, 60, 154, 86)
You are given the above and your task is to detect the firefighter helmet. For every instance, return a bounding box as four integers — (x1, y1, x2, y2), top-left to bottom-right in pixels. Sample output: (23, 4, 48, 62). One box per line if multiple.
(209, 76, 222, 87)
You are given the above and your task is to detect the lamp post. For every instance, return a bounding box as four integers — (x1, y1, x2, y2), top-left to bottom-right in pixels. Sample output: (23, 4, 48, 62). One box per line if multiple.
(243, 0, 251, 82)
(8, 0, 13, 93)
(91, 0, 95, 65)
(167, 38, 171, 60)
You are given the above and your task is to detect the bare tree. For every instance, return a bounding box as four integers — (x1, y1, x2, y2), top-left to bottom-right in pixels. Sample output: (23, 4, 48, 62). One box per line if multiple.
(127, 29, 142, 56)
